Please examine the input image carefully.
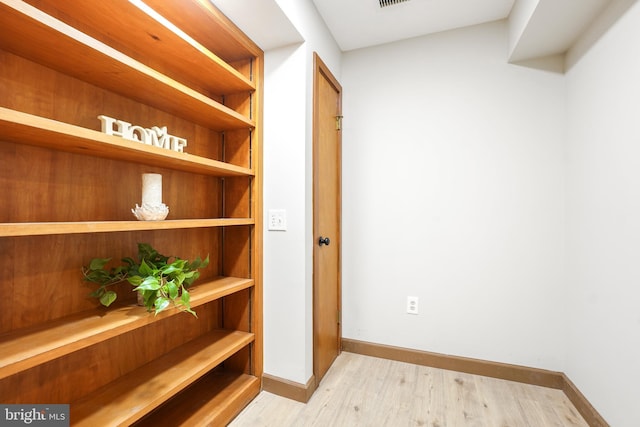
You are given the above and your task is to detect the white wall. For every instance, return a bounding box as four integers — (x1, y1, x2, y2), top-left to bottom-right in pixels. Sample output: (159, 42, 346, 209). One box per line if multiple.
(341, 21, 568, 370)
(262, 0, 341, 384)
(508, 0, 539, 57)
(265, 2, 639, 423)
(565, 1, 640, 425)
(263, 42, 308, 383)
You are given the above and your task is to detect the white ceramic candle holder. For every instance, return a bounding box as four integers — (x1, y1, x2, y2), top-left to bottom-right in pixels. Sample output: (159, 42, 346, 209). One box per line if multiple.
(132, 173, 169, 221)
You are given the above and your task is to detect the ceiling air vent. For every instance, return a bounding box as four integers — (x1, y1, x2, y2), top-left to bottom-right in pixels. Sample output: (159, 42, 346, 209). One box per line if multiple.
(379, 0, 410, 7)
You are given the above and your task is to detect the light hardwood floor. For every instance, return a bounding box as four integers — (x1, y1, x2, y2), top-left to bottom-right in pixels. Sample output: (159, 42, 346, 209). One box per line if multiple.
(229, 352, 588, 427)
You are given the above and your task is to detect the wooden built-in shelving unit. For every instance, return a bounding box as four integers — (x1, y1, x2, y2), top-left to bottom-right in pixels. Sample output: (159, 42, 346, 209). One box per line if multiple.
(0, 0, 254, 130)
(0, 277, 255, 379)
(0, 0, 262, 424)
(72, 330, 256, 426)
(0, 219, 255, 238)
(0, 108, 254, 177)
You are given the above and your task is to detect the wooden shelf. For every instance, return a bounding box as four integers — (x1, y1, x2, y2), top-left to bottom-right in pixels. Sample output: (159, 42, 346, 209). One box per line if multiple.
(0, 0, 263, 420)
(0, 0, 254, 131)
(143, 0, 263, 63)
(135, 371, 261, 426)
(72, 329, 255, 426)
(20, 0, 255, 95)
(0, 218, 255, 237)
(0, 108, 254, 177)
(0, 277, 254, 380)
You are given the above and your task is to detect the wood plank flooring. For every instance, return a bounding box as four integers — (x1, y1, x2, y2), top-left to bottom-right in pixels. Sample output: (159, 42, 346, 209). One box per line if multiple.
(229, 352, 588, 427)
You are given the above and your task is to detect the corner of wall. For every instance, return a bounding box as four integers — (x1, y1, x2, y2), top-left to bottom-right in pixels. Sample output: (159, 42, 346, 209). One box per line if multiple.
(507, 0, 540, 59)
(565, 0, 637, 71)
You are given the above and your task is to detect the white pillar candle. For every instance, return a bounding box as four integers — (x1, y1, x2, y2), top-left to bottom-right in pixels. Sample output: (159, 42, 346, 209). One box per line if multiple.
(141, 173, 163, 206)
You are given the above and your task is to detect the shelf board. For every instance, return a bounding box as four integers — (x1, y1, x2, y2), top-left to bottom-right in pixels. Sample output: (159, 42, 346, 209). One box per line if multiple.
(143, 0, 263, 63)
(72, 329, 255, 426)
(134, 371, 260, 427)
(0, 276, 255, 380)
(20, 0, 255, 95)
(0, 0, 254, 131)
(0, 218, 255, 237)
(0, 107, 254, 177)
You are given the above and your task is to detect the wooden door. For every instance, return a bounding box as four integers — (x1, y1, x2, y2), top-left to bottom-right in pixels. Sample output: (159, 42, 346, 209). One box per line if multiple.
(313, 53, 342, 384)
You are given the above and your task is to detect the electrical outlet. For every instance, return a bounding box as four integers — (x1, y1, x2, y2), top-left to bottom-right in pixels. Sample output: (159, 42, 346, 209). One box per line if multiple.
(406, 296, 419, 315)
(268, 209, 287, 231)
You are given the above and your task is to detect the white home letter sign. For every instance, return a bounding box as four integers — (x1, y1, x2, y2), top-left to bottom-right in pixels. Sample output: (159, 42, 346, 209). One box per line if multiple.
(98, 115, 188, 153)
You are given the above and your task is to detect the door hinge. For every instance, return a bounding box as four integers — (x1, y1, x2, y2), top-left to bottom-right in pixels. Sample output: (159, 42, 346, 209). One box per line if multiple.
(337, 309, 341, 325)
(335, 115, 343, 131)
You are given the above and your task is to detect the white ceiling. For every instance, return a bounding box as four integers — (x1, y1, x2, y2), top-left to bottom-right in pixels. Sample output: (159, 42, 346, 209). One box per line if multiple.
(311, 0, 515, 51)
(212, 0, 613, 62)
(508, 0, 612, 62)
(209, 0, 303, 51)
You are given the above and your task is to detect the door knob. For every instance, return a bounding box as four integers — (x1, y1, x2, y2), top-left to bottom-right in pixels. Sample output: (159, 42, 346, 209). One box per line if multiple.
(318, 236, 330, 246)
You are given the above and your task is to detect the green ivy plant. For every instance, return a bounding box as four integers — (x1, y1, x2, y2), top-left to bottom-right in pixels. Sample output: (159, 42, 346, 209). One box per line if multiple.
(82, 243, 209, 317)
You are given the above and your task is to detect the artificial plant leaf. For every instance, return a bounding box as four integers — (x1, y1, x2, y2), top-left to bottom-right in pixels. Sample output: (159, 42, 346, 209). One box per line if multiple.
(166, 280, 179, 300)
(112, 266, 124, 274)
(183, 307, 198, 317)
(190, 255, 210, 270)
(138, 242, 170, 266)
(174, 289, 194, 316)
(89, 258, 111, 271)
(138, 259, 154, 276)
(172, 272, 185, 285)
(89, 288, 104, 298)
(121, 257, 136, 267)
(135, 276, 161, 291)
(137, 243, 155, 259)
(154, 297, 170, 315)
(161, 263, 181, 276)
(181, 288, 190, 305)
(183, 271, 199, 287)
(180, 290, 197, 317)
(141, 289, 157, 310)
(99, 290, 117, 307)
(127, 276, 142, 286)
(87, 269, 109, 281)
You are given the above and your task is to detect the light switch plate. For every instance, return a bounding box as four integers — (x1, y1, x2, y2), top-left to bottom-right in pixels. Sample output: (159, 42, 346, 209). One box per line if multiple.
(268, 209, 287, 231)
